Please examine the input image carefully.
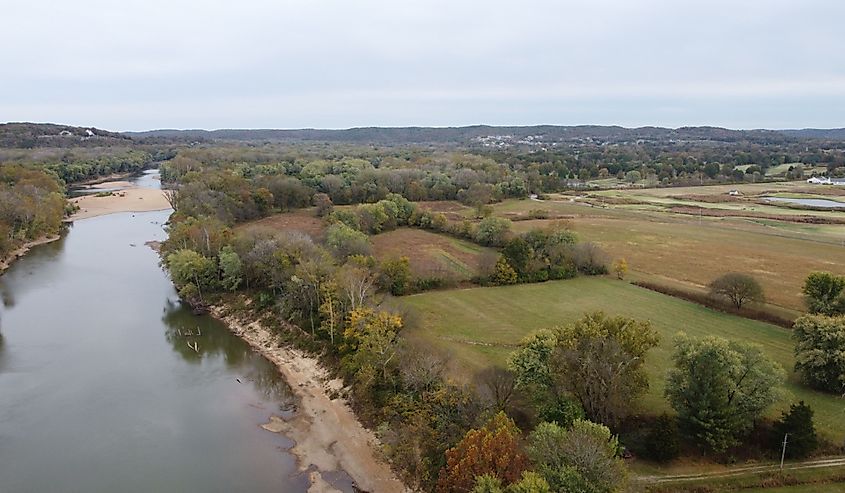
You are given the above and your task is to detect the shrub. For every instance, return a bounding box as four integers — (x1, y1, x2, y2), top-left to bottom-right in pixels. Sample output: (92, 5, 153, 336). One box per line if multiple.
(548, 260, 577, 280)
(313, 192, 333, 217)
(573, 242, 608, 275)
(612, 258, 628, 280)
(325, 222, 372, 258)
(492, 257, 518, 285)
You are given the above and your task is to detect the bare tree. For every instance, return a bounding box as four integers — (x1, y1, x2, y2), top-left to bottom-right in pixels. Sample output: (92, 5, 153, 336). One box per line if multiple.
(475, 367, 517, 411)
(163, 187, 179, 211)
(709, 272, 764, 309)
(399, 347, 446, 393)
(337, 264, 377, 311)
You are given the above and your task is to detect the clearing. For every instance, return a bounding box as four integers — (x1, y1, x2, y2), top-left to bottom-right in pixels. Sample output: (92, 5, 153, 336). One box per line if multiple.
(236, 209, 327, 240)
(371, 228, 493, 280)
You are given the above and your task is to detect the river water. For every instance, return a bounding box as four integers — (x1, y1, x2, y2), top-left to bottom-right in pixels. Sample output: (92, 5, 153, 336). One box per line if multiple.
(0, 172, 319, 492)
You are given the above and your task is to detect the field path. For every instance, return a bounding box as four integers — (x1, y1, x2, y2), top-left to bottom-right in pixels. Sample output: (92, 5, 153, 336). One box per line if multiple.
(637, 456, 845, 484)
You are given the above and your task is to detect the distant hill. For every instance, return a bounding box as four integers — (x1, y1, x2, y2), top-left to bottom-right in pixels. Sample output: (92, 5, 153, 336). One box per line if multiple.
(124, 125, 808, 145)
(124, 125, 845, 144)
(778, 128, 845, 140)
(0, 122, 132, 148)
(4, 122, 845, 148)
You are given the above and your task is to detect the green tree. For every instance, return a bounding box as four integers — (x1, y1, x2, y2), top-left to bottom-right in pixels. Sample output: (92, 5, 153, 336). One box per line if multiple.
(773, 401, 818, 459)
(625, 170, 642, 183)
(343, 308, 403, 382)
(167, 249, 217, 299)
(471, 472, 551, 493)
(502, 237, 531, 279)
(436, 412, 529, 493)
(525, 420, 627, 493)
(380, 256, 412, 295)
(505, 472, 550, 493)
(802, 272, 845, 316)
(218, 245, 243, 291)
(475, 217, 512, 247)
(665, 334, 783, 453)
(509, 312, 659, 427)
(325, 222, 372, 258)
(709, 273, 764, 309)
(792, 314, 845, 394)
(472, 474, 503, 493)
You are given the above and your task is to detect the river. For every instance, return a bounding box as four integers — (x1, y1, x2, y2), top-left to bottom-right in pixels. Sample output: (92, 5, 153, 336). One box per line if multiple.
(0, 172, 350, 492)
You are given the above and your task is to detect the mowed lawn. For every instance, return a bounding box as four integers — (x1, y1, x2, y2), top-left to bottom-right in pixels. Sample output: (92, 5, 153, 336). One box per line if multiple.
(399, 277, 845, 442)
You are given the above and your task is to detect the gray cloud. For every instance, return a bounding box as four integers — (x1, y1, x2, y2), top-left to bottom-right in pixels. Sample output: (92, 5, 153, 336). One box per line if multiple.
(2, 0, 843, 130)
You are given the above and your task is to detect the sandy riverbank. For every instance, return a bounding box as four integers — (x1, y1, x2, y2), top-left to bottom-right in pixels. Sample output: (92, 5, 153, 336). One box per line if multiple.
(0, 235, 61, 275)
(69, 182, 170, 221)
(208, 304, 409, 493)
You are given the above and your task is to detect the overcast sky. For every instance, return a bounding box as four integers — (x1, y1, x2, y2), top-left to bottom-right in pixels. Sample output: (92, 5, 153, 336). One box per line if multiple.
(2, 0, 844, 131)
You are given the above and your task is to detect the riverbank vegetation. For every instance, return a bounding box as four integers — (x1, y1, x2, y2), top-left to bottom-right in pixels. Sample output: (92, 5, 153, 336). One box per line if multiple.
(0, 165, 67, 263)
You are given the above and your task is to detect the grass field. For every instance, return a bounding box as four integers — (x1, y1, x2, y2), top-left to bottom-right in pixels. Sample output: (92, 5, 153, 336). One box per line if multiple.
(399, 277, 845, 442)
(371, 228, 493, 280)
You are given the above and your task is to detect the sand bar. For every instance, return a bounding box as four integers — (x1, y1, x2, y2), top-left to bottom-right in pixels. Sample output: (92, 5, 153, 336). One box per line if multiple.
(209, 304, 409, 493)
(69, 187, 170, 221)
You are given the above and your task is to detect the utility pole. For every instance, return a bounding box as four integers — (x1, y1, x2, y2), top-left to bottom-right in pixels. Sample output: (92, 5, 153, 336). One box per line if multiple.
(780, 433, 789, 470)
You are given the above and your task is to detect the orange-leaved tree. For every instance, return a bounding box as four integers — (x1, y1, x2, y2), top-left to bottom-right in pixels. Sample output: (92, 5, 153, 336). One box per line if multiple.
(436, 411, 528, 493)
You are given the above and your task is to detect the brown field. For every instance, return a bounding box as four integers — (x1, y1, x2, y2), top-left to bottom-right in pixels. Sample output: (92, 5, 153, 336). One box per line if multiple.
(236, 208, 327, 240)
(479, 187, 845, 313)
(371, 228, 493, 280)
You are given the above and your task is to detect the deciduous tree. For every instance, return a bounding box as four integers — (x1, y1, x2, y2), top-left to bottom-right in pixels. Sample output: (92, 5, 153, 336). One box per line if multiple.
(509, 312, 659, 427)
(792, 314, 845, 394)
(526, 420, 627, 493)
(709, 273, 764, 309)
(436, 412, 529, 493)
(802, 272, 845, 316)
(665, 334, 783, 453)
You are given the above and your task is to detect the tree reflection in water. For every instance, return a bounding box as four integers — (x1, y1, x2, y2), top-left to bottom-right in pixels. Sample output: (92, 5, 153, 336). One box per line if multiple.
(161, 298, 296, 412)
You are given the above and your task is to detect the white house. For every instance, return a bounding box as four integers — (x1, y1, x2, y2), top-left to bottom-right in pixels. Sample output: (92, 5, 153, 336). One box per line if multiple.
(807, 177, 833, 185)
